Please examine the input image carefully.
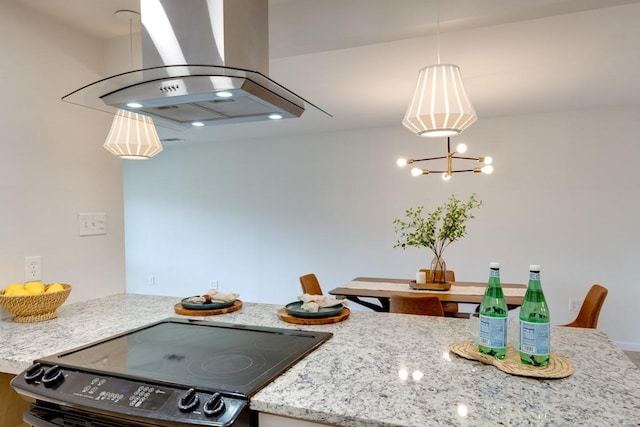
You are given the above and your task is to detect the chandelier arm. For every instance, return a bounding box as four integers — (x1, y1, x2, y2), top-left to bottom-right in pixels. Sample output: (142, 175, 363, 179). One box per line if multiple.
(413, 156, 448, 162)
(451, 156, 481, 161)
(450, 169, 477, 173)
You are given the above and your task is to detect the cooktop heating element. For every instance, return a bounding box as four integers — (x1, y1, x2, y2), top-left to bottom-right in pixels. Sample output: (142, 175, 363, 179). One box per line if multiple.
(11, 318, 333, 427)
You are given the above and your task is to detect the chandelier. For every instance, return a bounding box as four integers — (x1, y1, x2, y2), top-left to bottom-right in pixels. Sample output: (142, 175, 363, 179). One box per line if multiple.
(397, 137, 493, 181)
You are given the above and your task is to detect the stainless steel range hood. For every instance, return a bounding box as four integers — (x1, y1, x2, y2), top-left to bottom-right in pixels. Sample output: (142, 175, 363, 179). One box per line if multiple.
(62, 0, 329, 129)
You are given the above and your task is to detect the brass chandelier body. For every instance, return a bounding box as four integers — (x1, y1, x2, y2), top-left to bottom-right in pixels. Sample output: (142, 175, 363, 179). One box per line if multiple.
(397, 137, 493, 181)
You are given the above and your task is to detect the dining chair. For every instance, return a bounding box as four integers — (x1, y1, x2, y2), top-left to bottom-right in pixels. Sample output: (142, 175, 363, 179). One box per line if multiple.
(419, 269, 459, 314)
(299, 273, 323, 295)
(562, 284, 608, 328)
(390, 295, 445, 317)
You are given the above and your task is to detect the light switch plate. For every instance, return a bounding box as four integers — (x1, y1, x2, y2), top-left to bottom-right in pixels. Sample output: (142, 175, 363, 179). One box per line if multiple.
(79, 212, 107, 236)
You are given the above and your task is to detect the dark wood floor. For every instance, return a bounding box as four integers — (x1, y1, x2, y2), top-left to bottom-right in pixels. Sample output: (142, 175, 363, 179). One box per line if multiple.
(624, 351, 640, 368)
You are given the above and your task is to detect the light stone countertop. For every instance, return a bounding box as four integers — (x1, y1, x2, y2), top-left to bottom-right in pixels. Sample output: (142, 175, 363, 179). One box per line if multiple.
(1, 293, 639, 426)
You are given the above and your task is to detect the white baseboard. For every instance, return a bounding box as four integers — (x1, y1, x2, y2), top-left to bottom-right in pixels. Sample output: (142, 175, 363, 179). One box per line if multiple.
(615, 341, 640, 352)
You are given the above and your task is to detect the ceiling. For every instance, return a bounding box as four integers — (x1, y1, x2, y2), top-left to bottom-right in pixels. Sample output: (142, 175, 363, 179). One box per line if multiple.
(13, 0, 640, 144)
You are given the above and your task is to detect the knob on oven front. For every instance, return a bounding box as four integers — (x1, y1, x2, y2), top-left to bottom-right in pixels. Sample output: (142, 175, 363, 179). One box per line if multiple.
(203, 392, 225, 417)
(41, 365, 65, 388)
(24, 362, 45, 384)
(178, 388, 200, 412)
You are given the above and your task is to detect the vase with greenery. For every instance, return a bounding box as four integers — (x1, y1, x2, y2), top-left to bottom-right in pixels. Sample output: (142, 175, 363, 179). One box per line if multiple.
(393, 193, 482, 283)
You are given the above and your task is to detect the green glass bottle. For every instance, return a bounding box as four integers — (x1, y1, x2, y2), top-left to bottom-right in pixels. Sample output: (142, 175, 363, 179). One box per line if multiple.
(478, 262, 508, 359)
(519, 265, 550, 366)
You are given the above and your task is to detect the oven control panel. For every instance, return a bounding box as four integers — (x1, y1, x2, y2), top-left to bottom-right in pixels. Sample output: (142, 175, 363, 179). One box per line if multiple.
(11, 362, 249, 426)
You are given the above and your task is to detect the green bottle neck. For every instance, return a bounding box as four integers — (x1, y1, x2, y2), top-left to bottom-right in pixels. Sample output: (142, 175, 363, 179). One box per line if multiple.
(488, 269, 501, 286)
(528, 271, 542, 290)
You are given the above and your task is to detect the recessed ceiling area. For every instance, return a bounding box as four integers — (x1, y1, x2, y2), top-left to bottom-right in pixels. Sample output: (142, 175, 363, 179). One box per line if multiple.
(12, 0, 640, 144)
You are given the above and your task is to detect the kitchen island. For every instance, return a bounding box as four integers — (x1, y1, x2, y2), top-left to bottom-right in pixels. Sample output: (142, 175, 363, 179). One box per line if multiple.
(1, 293, 639, 426)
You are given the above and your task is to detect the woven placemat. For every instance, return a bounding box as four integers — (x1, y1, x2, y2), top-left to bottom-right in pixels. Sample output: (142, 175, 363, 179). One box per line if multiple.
(449, 340, 574, 379)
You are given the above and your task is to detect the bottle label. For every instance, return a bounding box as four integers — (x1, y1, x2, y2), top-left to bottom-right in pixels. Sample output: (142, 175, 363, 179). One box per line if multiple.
(479, 315, 507, 348)
(519, 320, 550, 355)
(529, 271, 541, 280)
(490, 269, 500, 278)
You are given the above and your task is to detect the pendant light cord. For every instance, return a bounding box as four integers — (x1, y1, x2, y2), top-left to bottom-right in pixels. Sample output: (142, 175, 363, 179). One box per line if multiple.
(129, 17, 134, 70)
(436, 0, 441, 64)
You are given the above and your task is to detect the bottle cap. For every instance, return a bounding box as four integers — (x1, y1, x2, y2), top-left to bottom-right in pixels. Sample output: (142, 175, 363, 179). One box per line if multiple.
(529, 264, 541, 272)
(490, 262, 500, 269)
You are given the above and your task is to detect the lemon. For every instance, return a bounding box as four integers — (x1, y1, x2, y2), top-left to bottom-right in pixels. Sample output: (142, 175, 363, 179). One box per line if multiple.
(46, 283, 65, 293)
(4, 283, 24, 294)
(24, 281, 45, 294)
(5, 287, 29, 296)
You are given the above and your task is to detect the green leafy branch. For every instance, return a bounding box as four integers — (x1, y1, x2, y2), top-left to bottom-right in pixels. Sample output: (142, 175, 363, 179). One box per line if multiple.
(393, 193, 482, 258)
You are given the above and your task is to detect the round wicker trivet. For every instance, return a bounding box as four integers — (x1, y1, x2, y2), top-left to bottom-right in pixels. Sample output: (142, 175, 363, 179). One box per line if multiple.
(449, 340, 574, 379)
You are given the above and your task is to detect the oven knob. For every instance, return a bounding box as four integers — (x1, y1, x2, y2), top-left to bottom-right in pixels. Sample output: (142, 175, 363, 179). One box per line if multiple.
(24, 362, 45, 384)
(178, 388, 199, 412)
(42, 365, 65, 388)
(203, 392, 225, 417)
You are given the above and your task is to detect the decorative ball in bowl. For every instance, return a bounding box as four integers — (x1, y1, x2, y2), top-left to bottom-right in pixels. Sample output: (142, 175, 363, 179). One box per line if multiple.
(0, 283, 72, 323)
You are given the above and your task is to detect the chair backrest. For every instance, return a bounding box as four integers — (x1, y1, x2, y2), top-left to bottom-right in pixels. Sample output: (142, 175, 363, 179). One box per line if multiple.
(299, 273, 323, 295)
(420, 269, 456, 282)
(390, 295, 445, 317)
(565, 284, 608, 328)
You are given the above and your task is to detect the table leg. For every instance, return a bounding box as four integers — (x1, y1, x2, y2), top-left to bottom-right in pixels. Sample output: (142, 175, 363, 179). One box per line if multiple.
(474, 304, 520, 312)
(344, 296, 390, 312)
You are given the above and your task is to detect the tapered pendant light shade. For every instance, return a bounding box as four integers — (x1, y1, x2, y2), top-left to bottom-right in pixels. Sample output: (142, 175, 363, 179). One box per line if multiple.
(402, 64, 477, 138)
(103, 109, 163, 159)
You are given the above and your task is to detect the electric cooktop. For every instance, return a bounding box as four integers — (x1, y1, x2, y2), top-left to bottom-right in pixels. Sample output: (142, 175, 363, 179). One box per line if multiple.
(11, 317, 333, 426)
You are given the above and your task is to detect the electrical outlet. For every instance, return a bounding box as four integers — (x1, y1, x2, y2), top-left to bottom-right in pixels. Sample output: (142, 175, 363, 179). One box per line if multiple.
(148, 275, 155, 286)
(79, 212, 107, 236)
(569, 298, 582, 312)
(25, 256, 42, 282)
(210, 280, 219, 290)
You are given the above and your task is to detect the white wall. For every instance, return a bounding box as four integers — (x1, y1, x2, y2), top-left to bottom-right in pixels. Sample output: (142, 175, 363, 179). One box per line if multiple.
(0, 2, 125, 310)
(124, 106, 640, 350)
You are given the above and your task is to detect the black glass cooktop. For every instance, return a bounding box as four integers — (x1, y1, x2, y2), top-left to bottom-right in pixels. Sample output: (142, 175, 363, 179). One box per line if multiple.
(39, 318, 332, 397)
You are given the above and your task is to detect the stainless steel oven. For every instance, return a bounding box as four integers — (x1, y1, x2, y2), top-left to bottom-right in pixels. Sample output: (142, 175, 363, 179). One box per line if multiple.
(11, 318, 332, 426)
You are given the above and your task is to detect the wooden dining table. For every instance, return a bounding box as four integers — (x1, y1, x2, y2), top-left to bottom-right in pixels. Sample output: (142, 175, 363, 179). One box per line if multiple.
(329, 277, 526, 314)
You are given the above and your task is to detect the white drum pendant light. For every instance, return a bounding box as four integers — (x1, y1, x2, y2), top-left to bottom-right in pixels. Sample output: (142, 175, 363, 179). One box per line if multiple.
(103, 109, 163, 159)
(103, 10, 162, 159)
(402, 2, 476, 137)
(402, 64, 477, 137)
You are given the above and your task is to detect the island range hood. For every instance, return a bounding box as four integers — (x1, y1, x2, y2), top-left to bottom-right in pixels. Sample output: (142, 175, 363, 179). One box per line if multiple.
(62, 0, 329, 129)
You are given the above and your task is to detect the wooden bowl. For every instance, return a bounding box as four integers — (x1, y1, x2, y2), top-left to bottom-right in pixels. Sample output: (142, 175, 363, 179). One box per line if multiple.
(0, 284, 71, 322)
